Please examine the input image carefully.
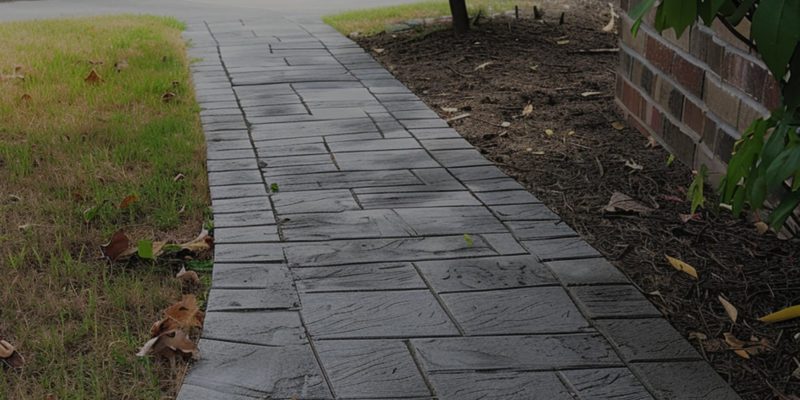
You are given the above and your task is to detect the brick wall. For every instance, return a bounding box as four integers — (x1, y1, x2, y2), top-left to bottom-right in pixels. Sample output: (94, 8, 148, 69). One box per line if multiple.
(614, 1, 780, 183)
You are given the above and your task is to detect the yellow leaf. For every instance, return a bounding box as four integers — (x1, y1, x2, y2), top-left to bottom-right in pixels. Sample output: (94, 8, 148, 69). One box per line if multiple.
(611, 121, 624, 130)
(665, 255, 698, 279)
(759, 304, 800, 323)
(733, 349, 751, 359)
(522, 103, 533, 117)
(545, 129, 554, 136)
(718, 296, 738, 323)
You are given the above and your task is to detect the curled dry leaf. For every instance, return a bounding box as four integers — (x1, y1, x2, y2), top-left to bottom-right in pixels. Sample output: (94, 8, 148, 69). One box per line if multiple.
(84, 69, 103, 84)
(161, 91, 176, 102)
(604, 191, 653, 215)
(441, 107, 459, 113)
(679, 213, 701, 223)
(151, 294, 205, 337)
(177, 266, 201, 288)
(624, 159, 643, 171)
(665, 255, 699, 279)
(723, 333, 770, 358)
(180, 229, 213, 253)
(580, 91, 603, 97)
(0, 340, 25, 369)
(601, 2, 617, 32)
(611, 121, 625, 130)
(760, 304, 800, 323)
(173, 173, 185, 182)
(718, 295, 738, 323)
(137, 329, 198, 360)
(556, 39, 570, 45)
(754, 221, 769, 235)
(19, 93, 32, 102)
(100, 230, 131, 262)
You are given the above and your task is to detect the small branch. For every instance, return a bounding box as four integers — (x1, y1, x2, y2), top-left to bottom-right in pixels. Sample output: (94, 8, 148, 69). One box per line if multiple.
(568, 47, 619, 54)
(716, 15, 757, 52)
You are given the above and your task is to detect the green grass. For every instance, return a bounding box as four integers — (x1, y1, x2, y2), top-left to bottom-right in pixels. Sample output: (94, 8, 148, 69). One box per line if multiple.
(324, 0, 535, 36)
(0, 15, 207, 399)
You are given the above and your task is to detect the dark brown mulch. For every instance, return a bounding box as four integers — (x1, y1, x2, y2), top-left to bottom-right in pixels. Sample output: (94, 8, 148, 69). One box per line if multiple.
(358, 6, 800, 399)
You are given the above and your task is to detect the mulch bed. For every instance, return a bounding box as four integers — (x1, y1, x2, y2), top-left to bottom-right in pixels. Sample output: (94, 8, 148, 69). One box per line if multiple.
(358, 6, 800, 399)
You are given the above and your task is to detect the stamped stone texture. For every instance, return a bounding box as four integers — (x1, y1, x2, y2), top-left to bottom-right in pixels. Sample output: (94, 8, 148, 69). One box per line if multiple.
(523, 237, 602, 261)
(300, 290, 458, 338)
(356, 191, 481, 209)
(428, 371, 573, 400)
(271, 189, 360, 214)
(595, 318, 700, 361)
(631, 361, 742, 399)
(570, 285, 662, 318)
(546, 258, 630, 285)
(294, 262, 426, 292)
(560, 368, 654, 400)
(202, 310, 306, 346)
(181, 340, 332, 399)
(440, 287, 591, 335)
(415, 255, 557, 292)
(315, 340, 430, 398)
(211, 263, 293, 289)
(411, 334, 622, 372)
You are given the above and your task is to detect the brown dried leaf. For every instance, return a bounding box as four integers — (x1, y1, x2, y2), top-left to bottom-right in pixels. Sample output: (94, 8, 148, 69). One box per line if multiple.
(177, 266, 201, 288)
(100, 230, 130, 262)
(679, 213, 701, 223)
(84, 69, 103, 84)
(163, 294, 205, 332)
(19, 93, 32, 102)
(724, 332, 770, 358)
(718, 295, 738, 323)
(118, 194, 137, 209)
(611, 121, 624, 130)
(474, 61, 493, 71)
(604, 192, 653, 214)
(755, 221, 769, 235)
(180, 229, 213, 253)
(0, 340, 25, 369)
(137, 329, 198, 360)
(161, 91, 176, 102)
(521, 103, 534, 117)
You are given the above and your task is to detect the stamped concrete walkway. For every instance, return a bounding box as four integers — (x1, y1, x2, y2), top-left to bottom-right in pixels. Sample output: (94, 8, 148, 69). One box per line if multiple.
(178, 16, 740, 400)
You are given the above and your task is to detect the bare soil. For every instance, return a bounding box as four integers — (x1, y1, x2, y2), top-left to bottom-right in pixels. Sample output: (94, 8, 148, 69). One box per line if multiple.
(358, 5, 800, 399)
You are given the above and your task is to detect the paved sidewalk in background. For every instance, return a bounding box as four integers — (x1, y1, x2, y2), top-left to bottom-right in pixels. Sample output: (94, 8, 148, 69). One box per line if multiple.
(179, 16, 740, 400)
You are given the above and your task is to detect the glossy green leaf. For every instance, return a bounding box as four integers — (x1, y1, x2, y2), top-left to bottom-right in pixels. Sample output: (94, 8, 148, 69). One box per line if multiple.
(629, 0, 657, 35)
(661, 0, 698, 36)
(768, 190, 800, 229)
(752, 0, 800, 80)
(766, 145, 800, 188)
(698, 0, 728, 24)
(726, 0, 756, 25)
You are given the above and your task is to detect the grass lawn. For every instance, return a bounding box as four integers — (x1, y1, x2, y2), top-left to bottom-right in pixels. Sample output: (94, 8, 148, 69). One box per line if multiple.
(324, 0, 535, 36)
(0, 15, 208, 399)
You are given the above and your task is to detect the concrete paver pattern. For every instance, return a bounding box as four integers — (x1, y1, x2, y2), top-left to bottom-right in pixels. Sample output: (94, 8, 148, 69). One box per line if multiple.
(178, 16, 741, 400)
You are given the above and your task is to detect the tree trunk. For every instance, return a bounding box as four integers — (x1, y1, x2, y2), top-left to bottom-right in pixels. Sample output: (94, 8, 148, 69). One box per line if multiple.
(449, 0, 469, 34)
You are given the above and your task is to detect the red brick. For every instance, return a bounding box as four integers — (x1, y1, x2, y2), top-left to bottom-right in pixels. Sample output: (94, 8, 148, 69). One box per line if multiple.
(649, 105, 664, 135)
(738, 101, 767, 132)
(722, 51, 768, 101)
(672, 56, 705, 97)
(663, 118, 697, 165)
(762, 76, 781, 111)
(706, 40, 725, 76)
(682, 100, 705, 135)
(627, 113, 649, 138)
(622, 80, 643, 117)
(701, 115, 717, 149)
(689, 28, 711, 64)
(645, 35, 675, 74)
(703, 77, 740, 127)
(715, 127, 738, 163)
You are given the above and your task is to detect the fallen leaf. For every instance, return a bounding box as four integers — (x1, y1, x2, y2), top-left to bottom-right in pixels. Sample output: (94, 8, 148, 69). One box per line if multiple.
(688, 331, 707, 341)
(19, 93, 32, 102)
(119, 194, 137, 209)
(602, 2, 617, 32)
(646, 136, 658, 148)
(580, 91, 603, 97)
(679, 213, 701, 223)
(463, 233, 474, 247)
(84, 69, 103, 84)
(179, 229, 213, 253)
(474, 61, 493, 71)
(556, 39, 570, 45)
(719, 296, 738, 323)
(611, 121, 624, 130)
(624, 159, 643, 171)
(173, 173, 185, 182)
(441, 107, 459, 113)
(754, 221, 769, 235)
(0, 340, 25, 369)
(500, 121, 511, 128)
(176, 266, 201, 288)
(666, 154, 676, 166)
(665, 255, 699, 279)
(138, 240, 155, 260)
(372, 48, 385, 54)
(137, 329, 198, 360)
(114, 60, 128, 72)
(161, 91, 176, 102)
(604, 192, 653, 214)
(544, 129, 554, 136)
(760, 305, 800, 323)
(100, 230, 130, 262)
(724, 333, 770, 358)
(530, 65, 539, 71)
(521, 103, 533, 117)
(446, 113, 470, 122)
